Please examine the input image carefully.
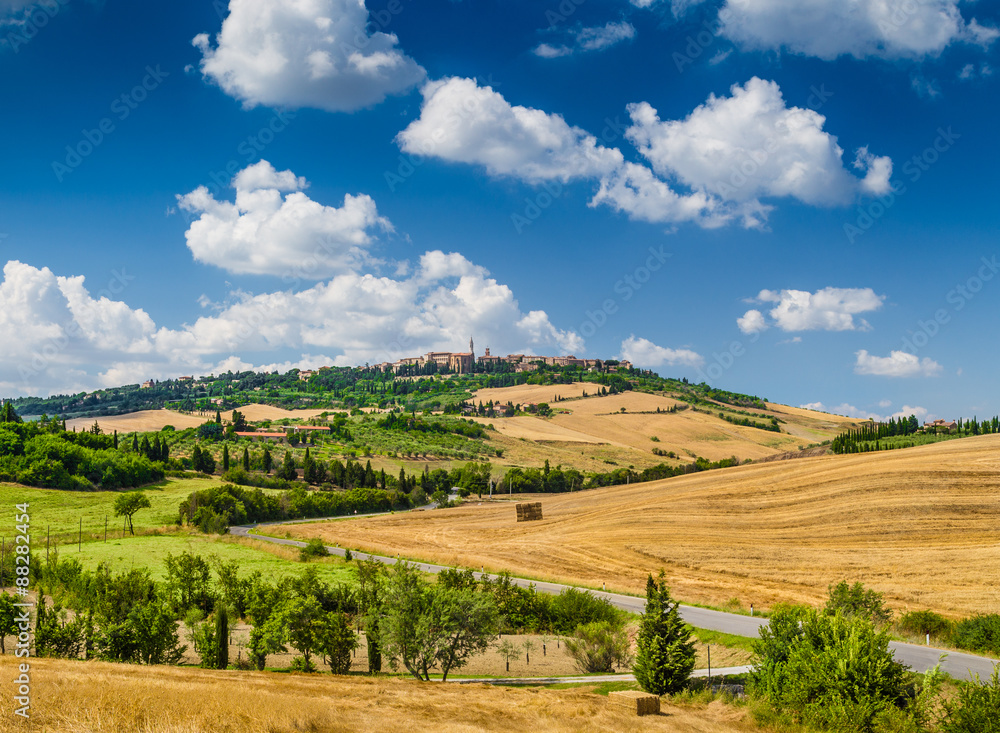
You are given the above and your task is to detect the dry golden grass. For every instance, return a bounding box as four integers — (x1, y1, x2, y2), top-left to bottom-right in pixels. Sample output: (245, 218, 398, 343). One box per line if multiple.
(66, 404, 331, 434)
(471, 390, 838, 469)
(472, 382, 597, 405)
(287, 435, 1000, 617)
(0, 657, 762, 733)
(66, 410, 206, 434)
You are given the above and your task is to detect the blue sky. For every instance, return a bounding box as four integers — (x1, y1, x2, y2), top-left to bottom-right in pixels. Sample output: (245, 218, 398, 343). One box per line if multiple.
(1, 0, 998, 422)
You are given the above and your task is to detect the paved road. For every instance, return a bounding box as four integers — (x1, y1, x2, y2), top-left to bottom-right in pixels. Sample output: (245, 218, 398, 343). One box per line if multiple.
(231, 523, 999, 682)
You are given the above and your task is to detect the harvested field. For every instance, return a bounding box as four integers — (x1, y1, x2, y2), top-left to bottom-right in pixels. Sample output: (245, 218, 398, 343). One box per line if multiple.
(66, 409, 205, 433)
(1, 657, 762, 733)
(287, 435, 1000, 617)
(472, 382, 596, 405)
(66, 404, 329, 433)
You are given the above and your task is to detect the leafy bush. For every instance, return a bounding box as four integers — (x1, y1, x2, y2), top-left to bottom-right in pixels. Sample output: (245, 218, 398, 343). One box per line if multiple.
(825, 580, 892, 626)
(750, 608, 911, 731)
(898, 610, 952, 638)
(943, 666, 1000, 733)
(299, 538, 330, 561)
(951, 614, 1000, 656)
(564, 621, 632, 673)
(549, 587, 621, 635)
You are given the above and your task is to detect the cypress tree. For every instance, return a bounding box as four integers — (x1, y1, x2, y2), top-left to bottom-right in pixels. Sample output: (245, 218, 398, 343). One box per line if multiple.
(242, 448, 250, 471)
(222, 444, 230, 472)
(215, 604, 229, 670)
(633, 572, 696, 695)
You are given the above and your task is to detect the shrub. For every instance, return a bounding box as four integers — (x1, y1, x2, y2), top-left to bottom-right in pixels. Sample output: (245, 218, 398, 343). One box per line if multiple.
(564, 621, 632, 674)
(750, 608, 911, 731)
(825, 580, 892, 626)
(299, 538, 330, 562)
(898, 610, 952, 638)
(951, 614, 1000, 656)
(943, 666, 1000, 733)
(549, 587, 621, 635)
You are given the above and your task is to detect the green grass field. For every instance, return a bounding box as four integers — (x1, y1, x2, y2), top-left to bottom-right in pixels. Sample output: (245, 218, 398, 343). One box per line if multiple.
(59, 532, 355, 585)
(0, 477, 229, 545)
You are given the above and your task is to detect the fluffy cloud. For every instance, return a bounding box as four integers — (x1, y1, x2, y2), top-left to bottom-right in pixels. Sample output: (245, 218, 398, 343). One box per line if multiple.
(193, 0, 425, 112)
(625, 78, 893, 209)
(177, 160, 391, 278)
(855, 350, 943, 378)
(736, 309, 767, 334)
(397, 77, 623, 183)
(716, 0, 997, 60)
(0, 261, 157, 396)
(534, 21, 636, 58)
(0, 250, 582, 397)
(619, 335, 703, 368)
(399, 77, 891, 230)
(738, 287, 884, 333)
(800, 401, 930, 422)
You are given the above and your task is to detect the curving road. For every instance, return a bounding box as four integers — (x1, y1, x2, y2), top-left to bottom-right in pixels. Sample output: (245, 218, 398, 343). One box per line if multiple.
(231, 520, 999, 682)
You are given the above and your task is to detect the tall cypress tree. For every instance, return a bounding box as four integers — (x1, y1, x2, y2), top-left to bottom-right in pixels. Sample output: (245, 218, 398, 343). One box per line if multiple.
(222, 444, 230, 472)
(242, 447, 250, 471)
(215, 604, 229, 670)
(633, 572, 696, 695)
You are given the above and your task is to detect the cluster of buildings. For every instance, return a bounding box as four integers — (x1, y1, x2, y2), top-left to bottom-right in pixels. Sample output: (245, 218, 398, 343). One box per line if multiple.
(378, 338, 628, 375)
(923, 418, 958, 431)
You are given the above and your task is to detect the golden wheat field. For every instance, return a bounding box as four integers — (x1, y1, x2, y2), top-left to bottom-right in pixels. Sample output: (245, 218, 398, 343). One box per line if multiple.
(470, 391, 853, 471)
(66, 404, 330, 433)
(0, 657, 762, 733)
(287, 435, 1000, 617)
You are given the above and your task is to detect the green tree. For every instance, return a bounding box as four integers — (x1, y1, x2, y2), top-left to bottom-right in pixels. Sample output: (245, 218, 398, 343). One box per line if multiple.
(378, 562, 499, 681)
(215, 603, 229, 670)
(262, 445, 273, 473)
(222, 444, 230, 472)
(245, 578, 285, 671)
(164, 552, 213, 612)
(113, 492, 151, 536)
(277, 450, 297, 481)
(321, 611, 358, 675)
(242, 447, 250, 471)
(633, 572, 696, 695)
(355, 559, 385, 673)
(280, 595, 326, 672)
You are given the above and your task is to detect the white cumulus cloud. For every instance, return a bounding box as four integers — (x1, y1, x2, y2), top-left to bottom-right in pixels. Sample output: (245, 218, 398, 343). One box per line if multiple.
(717, 0, 997, 60)
(397, 77, 623, 183)
(398, 77, 890, 230)
(800, 401, 930, 422)
(625, 78, 893, 209)
(177, 160, 392, 278)
(193, 0, 425, 112)
(855, 350, 943, 378)
(738, 287, 884, 333)
(0, 248, 583, 397)
(619, 335, 703, 368)
(736, 309, 768, 334)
